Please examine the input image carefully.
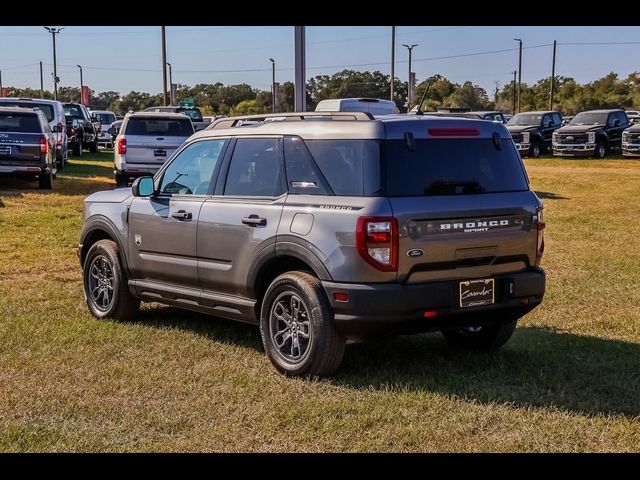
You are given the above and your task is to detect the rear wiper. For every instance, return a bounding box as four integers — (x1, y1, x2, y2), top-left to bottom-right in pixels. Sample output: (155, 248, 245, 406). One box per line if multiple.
(424, 180, 484, 195)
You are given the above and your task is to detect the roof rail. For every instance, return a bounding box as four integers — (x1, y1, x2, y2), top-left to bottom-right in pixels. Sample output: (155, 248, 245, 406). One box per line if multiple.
(207, 111, 374, 130)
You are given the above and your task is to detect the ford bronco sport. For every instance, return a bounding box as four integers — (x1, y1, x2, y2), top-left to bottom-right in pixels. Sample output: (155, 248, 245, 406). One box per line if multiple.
(79, 112, 546, 378)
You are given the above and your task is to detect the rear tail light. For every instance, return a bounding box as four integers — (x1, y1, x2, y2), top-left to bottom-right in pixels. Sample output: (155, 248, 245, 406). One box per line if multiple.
(39, 136, 48, 154)
(536, 207, 545, 264)
(117, 137, 127, 155)
(356, 216, 398, 272)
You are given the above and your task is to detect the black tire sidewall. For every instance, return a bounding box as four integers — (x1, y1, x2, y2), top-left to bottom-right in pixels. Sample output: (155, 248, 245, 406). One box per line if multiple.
(260, 273, 332, 376)
(83, 240, 126, 319)
(530, 143, 541, 158)
(596, 142, 606, 158)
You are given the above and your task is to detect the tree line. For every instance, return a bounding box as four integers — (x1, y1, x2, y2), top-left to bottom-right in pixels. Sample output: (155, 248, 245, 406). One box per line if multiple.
(5, 70, 639, 116)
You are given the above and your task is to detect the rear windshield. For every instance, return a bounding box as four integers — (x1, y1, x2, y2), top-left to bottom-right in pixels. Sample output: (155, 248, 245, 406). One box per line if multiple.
(0, 113, 42, 133)
(178, 109, 203, 122)
(64, 104, 85, 119)
(124, 118, 194, 136)
(0, 102, 54, 122)
(93, 113, 116, 124)
(383, 139, 528, 196)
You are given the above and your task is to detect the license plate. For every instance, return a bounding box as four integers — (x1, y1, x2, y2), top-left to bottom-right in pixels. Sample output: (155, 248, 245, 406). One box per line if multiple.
(154, 149, 166, 157)
(0, 146, 11, 155)
(459, 278, 495, 308)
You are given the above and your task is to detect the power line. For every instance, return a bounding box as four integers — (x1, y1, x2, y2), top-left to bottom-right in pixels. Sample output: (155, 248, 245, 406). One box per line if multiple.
(558, 41, 640, 46)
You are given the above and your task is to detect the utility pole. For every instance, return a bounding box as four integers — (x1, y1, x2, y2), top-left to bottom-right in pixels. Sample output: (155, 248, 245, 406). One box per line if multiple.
(40, 61, 44, 98)
(166, 62, 173, 105)
(161, 26, 168, 106)
(402, 43, 417, 107)
(494, 80, 500, 104)
(269, 58, 276, 113)
(77, 65, 83, 104)
(550, 40, 557, 111)
(511, 70, 517, 115)
(514, 38, 523, 113)
(390, 26, 396, 102)
(44, 27, 63, 101)
(294, 26, 306, 112)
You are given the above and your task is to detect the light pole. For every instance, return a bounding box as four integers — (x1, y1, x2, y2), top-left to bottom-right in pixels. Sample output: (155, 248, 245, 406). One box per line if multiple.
(161, 26, 168, 106)
(166, 62, 173, 105)
(269, 58, 276, 113)
(402, 43, 417, 108)
(77, 65, 83, 104)
(390, 26, 396, 102)
(44, 27, 63, 100)
(514, 38, 523, 113)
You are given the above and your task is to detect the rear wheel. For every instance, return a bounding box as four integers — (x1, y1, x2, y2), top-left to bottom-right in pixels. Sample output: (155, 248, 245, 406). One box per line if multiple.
(594, 141, 607, 159)
(83, 239, 140, 321)
(441, 317, 518, 351)
(38, 170, 53, 189)
(260, 271, 345, 378)
(56, 154, 65, 170)
(115, 173, 128, 188)
(89, 141, 98, 153)
(73, 139, 83, 156)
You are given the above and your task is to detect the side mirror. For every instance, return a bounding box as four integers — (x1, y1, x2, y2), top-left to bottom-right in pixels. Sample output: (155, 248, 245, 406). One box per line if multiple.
(131, 176, 155, 196)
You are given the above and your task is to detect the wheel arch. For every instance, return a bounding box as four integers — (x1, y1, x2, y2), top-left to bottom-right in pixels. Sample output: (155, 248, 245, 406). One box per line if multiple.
(79, 216, 130, 276)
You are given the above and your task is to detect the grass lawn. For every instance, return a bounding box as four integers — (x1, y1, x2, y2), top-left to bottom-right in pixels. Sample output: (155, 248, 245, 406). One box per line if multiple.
(0, 150, 639, 452)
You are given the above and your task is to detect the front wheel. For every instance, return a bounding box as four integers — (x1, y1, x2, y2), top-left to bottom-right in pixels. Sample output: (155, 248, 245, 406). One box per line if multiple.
(83, 239, 140, 321)
(260, 271, 345, 378)
(528, 142, 541, 158)
(594, 141, 607, 159)
(441, 318, 518, 351)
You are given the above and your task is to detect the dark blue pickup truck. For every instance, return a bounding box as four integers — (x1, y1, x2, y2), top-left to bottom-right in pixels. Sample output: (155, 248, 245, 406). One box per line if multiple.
(0, 106, 59, 189)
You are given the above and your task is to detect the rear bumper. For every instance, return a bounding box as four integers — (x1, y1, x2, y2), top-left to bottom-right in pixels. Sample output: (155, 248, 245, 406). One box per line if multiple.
(115, 165, 162, 178)
(0, 160, 48, 175)
(322, 268, 545, 336)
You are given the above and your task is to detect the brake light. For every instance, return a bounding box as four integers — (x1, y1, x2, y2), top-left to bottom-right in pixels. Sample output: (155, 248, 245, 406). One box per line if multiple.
(427, 128, 479, 137)
(117, 137, 127, 155)
(536, 207, 545, 264)
(39, 136, 48, 154)
(356, 216, 398, 272)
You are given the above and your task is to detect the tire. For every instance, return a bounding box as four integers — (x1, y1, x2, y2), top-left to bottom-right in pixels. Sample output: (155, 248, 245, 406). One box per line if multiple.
(89, 141, 98, 153)
(83, 239, 140, 321)
(38, 170, 53, 189)
(594, 141, 607, 159)
(73, 139, 83, 157)
(260, 271, 345, 378)
(56, 154, 65, 170)
(115, 173, 128, 188)
(441, 317, 518, 351)
(528, 142, 541, 158)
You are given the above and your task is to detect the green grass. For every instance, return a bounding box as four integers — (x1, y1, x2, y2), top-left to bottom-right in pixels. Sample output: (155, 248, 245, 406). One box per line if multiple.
(1, 151, 639, 452)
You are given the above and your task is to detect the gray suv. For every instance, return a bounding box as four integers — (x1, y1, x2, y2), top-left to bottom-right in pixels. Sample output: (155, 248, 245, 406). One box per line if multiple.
(79, 112, 546, 378)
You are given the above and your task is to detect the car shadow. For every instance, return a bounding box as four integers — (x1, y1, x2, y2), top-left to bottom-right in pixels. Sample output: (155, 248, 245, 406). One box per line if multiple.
(132, 306, 640, 418)
(0, 175, 114, 197)
(534, 190, 569, 200)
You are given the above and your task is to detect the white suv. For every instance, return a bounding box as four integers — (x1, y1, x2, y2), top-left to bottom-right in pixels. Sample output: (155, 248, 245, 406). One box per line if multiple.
(90, 110, 117, 148)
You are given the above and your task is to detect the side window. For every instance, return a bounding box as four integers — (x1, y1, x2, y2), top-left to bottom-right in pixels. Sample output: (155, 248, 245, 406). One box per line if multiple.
(224, 138, 283, 197)
(552, 113, 562, 126)
(159, 139, 226, 195)
(283, 136, 330, 195)
(617, 111, 629, 126)
(608, 113, 616, 126)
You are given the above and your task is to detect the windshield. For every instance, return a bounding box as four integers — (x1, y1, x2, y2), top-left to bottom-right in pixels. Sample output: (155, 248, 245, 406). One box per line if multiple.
(0, 113, 42, 133)
(507, 113, 542, 126)
(125, 117, 194, 136)
(0, 101, 54, 122)
(93, 113, 116, 124)
(383, 139, 528, 196)
(570, 112, 608, 126)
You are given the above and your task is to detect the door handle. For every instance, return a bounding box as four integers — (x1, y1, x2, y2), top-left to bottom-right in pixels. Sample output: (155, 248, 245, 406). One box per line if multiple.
(242, 215, 266, 226)
(172, 210, 192, 220)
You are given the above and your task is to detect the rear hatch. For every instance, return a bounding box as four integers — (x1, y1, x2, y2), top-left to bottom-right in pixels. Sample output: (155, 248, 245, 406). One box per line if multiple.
(0, 112, 44, 162)
(382, 134, 541, 284)
(123, 116, 193, 166)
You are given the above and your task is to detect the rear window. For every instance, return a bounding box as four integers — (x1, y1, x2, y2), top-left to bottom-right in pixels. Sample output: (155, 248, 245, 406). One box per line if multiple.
(178, 109, 203, 122)
(383, 139, 528, 196)
(125, 118, 194, 136)
(94, 113, 116, 124)
(0, 102, 54, 122)
(0, 113, 42, 133)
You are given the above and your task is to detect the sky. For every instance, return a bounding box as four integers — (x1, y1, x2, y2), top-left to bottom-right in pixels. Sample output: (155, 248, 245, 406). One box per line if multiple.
(1, 26, 639, 98)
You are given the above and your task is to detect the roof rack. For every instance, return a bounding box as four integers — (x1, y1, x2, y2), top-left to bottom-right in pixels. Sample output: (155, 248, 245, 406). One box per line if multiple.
(207, 111, 374, 130)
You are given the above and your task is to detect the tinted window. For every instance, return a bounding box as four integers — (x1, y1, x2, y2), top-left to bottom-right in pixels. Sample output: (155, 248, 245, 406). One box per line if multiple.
(178, 109, 203, 122)
(94, 113, 116, 124)
(615, 111, 629, 126)
(0, 113, 43, 133)
(0, 102, 55, 122)
(225, 138, 283, 196)
(305, 140, 381, 196)
(283, 136, 330, 195)
(159, 140, 226, 195)
(552, 113, 563, 126)
(64, 104, 86, 120)
(570, 112, 608, 125)
(125, 118, 194, 136)
(508, 113, 542, 126)
(383, 139, 528, 196)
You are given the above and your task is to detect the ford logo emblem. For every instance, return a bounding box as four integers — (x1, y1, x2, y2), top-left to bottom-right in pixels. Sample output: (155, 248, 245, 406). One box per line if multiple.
(407, 249, 424, 257)
(566, 136, 574, 140)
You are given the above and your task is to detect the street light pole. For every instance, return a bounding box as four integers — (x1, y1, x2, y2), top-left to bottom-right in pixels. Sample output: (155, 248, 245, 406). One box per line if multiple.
(402, 43, 417, 107)
(514, 38, 523, 113)
(44, 27, 63, 101)
(77, 65, 83, 104)
(390, 26, 396, 102)
(161, 26, 168, 106)
(40, 61, 44, 98)
(166, 62, 173, 105)
(269, 58, 276, 113)
(511, 70, 517, 115)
